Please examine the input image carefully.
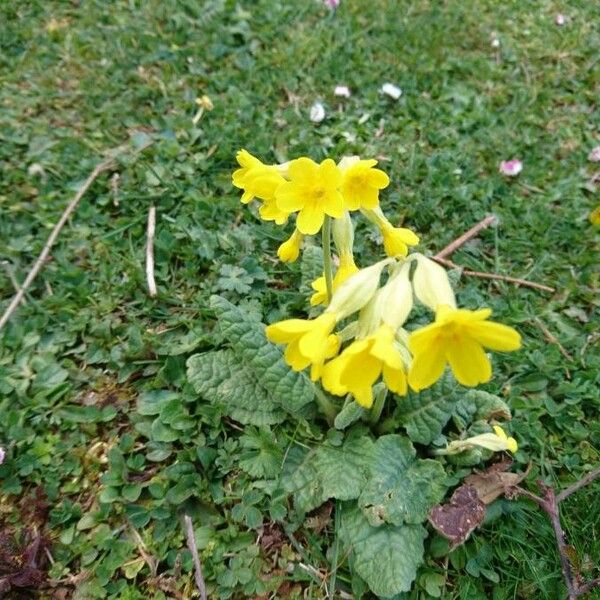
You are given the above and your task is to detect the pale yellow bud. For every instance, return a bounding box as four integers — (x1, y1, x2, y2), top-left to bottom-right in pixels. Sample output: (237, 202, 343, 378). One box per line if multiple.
(332, 211, 355, 258)
(412, 254, 456, 311)
(326, 259, 392, 320)
(437, 426, 518, 455)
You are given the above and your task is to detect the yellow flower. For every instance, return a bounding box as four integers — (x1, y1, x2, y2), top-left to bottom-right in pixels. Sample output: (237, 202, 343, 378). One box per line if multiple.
(258, 197, 289, 224)
(382, 223, 420, 257)
(322, 324, 407, 408)
(362, 207, 419, 257)
(266, 313, 339, 381)
(590, 205, 600, 226)
(408, 305, 521, 391)
(277, 229, 303, 262)
(232, 149, 286, 205)
(340, 159, 390, 210)
(438, 425, 518, 455)
(275, 157, 344, 234)
(310, 255, 359, 306)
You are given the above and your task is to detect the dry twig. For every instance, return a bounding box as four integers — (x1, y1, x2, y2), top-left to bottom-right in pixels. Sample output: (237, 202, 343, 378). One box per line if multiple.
(0, 140, 152, 331)
(434, 215, 498, 259)
(183, 515, 207, 600)
(432, 215, 555, 293)
(146, 205, 157, 297)
(434, 257, 556, 293)
(509, 467, 600, 599)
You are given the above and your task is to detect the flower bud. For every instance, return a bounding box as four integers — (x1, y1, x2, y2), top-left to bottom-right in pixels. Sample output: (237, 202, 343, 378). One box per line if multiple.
(277, 229, 303, 263)
(326, 259, 391, 320)
(332, 211, 355, 259)
(412, 254, 456, 311)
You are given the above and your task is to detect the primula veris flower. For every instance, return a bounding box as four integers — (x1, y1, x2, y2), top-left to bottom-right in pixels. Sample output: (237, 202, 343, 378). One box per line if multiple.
(363, 207, 419, 257)
(266, 313, 339, 380)
(232, 150, 287, 208)
(382, 223, 420, 257)
(310, 256, 359, 306)
(408, 305, 521, 391)
(259, 197, 289, 225)
(439, 425, 518, 455)
(340, 159, 390, 210)
(322, 324, 407, 407)
(590, 205, 600, 226)
(412, 254, 456, 311)
(275, 158, 344, 235)
(277, 229, 303, 262)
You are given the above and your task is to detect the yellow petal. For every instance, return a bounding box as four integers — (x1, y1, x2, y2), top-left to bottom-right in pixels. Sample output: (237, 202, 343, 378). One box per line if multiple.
(284, 340, 311, 371)
(447, 338, 492, 387)
(289, 156, 318, 180)
(322, 356, 349, 396)
(319, 158, 342, 188)
(297, 203, 325, 235)
(353, 386, 374, 408)
(467, 320, 521, 352)
(275, 182, 305, 212)
(266, 319, 311, 344)
(506, 437, 518, 453)
(493, 425, 508, 440)
(408, 343, 447, 391)
(366, 168, 390, 190)
(383, 363, 408, 395)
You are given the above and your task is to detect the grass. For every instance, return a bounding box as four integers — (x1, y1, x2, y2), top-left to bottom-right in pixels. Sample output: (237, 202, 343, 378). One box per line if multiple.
(0, 0, 599, 598)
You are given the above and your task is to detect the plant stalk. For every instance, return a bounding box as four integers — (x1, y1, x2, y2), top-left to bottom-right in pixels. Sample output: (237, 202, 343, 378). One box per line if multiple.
(322, 215, 334, 303)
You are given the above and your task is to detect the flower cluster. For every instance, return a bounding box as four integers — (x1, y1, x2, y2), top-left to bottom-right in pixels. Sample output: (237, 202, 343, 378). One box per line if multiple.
(232, 151, 522, 411)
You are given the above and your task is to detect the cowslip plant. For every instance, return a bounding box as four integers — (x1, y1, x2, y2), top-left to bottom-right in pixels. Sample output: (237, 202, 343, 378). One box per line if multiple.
(188, 150, 524, 598)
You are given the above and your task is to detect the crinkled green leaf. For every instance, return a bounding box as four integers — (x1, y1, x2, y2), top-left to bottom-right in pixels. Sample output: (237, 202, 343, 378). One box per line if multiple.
(398, 378, 511, 444)
(334, 400, 366, 430)
(340, 505, 426, 598)
(452, 390, 511, 430)
(281, 445, 324, 513)
(282, 436, 376, 513)
(397, 387, 455, 445)
(210, 295, 314, 414)
(186, 349, 285, 425)
(359, 435, 447, 526)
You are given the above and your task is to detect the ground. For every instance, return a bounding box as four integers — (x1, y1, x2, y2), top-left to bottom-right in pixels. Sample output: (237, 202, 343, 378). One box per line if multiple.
(0, 0, 599, 599)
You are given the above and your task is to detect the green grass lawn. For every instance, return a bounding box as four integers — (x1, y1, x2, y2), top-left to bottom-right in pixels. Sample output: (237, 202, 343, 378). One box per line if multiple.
(1, 0, 599, 598)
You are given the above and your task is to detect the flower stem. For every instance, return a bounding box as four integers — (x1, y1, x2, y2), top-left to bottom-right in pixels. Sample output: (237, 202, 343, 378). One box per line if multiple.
(322, 216, 334, 303)
(369, 385, 388, 424)
(313, 385, 337, 426)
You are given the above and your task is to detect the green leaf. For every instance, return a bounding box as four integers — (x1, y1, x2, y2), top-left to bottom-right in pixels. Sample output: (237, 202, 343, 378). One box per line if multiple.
(334, 400, 366, 430)
(340, 505, 426, 598)
(137, 390, 179, 416)
(209, 295, 315, 414)
(359, 435, 447, 526)
(452, 390, 511, 429)
(397, 387, 455, 445)
(282, 435, 376, 513)
(187, 350, 286, 425)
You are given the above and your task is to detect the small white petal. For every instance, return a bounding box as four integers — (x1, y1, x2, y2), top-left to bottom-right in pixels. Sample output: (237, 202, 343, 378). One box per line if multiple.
(499, 159, 523, 176)
(380, 83, 402, 100)
(491, 38, 500, 48)
(334, 85, 351, 98)
(588, 146, 600, 162)
(309, 102, 326, 123)
(324, 0, 340, 8)
(0, 447, 5, 465)
(555, 13, 565, 26)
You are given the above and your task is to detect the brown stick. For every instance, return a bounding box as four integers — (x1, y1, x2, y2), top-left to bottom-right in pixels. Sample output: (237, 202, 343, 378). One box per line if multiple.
(146, 205, 157, 297)
(433, 257, 556, 293)
(434, 215, 498, 259)
(183, 515, 207, 600)
(533, 317, 574, 361)
(557, 467, 600, 503)
(0, 141, 151, 332)
(511, 471, 600, 599)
